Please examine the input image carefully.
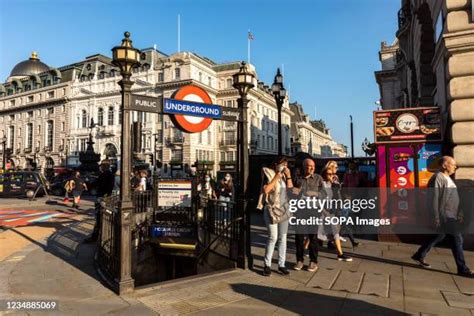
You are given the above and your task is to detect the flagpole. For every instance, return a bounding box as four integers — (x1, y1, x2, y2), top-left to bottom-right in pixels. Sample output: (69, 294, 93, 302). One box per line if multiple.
(247, 29, 251, 64)
(178, 14, 181, 52)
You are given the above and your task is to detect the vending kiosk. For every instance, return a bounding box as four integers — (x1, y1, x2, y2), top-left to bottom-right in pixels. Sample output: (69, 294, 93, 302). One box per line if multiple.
(374, 107, 442, 236)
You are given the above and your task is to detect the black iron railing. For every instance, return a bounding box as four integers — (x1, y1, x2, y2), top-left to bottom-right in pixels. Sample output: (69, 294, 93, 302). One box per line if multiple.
(97, 194, 120, 280)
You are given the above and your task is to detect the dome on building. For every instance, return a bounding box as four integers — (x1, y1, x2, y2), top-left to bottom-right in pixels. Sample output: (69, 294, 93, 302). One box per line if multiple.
(9, 52, 50, 78)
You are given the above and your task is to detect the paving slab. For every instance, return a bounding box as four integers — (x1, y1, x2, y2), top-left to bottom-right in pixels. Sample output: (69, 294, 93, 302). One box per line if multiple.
(442, 291, 474, 309)
(305, 267, 340, 289)
(359, 272, 390, 297)
(453, 275, 474, 295)
(404, 296, 472, 316)
(331, 270, 364, 293)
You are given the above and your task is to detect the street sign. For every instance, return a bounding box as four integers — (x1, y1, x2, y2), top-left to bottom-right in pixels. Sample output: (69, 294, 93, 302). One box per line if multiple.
(221, 106, 241, 121)
(130, 94, 162, 113)
(169, 85, 217, 133)
(164, 98, 222, 119)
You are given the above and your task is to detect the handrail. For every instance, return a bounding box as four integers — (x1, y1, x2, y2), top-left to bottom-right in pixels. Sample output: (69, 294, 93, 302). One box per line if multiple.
(196, 215, 243, 262)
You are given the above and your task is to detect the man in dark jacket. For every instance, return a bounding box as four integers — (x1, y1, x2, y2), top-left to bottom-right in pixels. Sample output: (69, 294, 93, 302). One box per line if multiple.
(84, 161, 116, 243)
(411, 156, 473, 278)
(292, 158, 324, 272)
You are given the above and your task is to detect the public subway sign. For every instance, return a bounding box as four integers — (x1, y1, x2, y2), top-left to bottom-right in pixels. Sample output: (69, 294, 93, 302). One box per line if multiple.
(165, 85, 222, 133)
(130, 94, 163, 113)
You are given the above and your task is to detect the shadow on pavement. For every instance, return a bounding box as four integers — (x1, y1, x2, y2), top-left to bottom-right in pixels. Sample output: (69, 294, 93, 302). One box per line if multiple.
(230, 283, 406, 315)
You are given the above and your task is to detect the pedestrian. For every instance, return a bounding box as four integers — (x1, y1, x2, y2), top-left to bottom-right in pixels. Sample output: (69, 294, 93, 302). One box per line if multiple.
(292, 158, 323, 272)
(113, 170, 120, 195)
(411, 156, 473, 278)
(257, 157, 293, 276)
(63, 175, 75, 203)
(197, 173, 217, 200)
(218, 173, 234, 203)
(318, 160, 352, 262)
(84, 161, 115, 243)
(135, 171, 147, 192)
(340, 189, 359, 247)
(71, 171, 87, 209)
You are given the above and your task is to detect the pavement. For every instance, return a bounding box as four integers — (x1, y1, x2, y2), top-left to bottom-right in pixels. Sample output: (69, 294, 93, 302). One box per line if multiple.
(1, 201, 474, 315)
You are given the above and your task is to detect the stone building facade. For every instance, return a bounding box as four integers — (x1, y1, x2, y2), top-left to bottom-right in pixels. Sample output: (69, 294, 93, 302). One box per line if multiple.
(0, 52, 71, 173)
(375, 0, 474, 185)
(289, 102, 347, 157)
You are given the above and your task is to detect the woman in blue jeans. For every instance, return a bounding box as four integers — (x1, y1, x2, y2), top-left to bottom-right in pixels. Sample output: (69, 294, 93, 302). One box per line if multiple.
(258, 157, 293, 276)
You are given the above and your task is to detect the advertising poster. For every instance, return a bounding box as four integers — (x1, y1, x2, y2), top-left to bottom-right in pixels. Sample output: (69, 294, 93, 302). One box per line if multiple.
(374, 107, 442, 144)
(417, 143, 442, 188)
(388, 146, 416, 224)
(158, 180, 192, 207)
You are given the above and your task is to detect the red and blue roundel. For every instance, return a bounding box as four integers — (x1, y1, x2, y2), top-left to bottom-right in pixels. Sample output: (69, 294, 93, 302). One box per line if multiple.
(169, 85, 216, 133)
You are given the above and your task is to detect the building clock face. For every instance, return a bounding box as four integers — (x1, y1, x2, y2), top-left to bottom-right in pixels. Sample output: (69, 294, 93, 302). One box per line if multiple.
(396, 113, 419, 133)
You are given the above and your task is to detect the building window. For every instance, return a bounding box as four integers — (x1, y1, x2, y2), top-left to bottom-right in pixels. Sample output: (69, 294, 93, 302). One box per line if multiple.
(80, 138, 86, 152)
(262, 136, 265, 149)
(175, 68, 181, 80)
(110, 70, 116, 77)
(227, 78, 233, 88)
(28, 111, 33, 118)
(47, 120, 53, 149)
(47, 91, 54, 99)
(26, 123, 33, 149)
(8, 126, 14, 149)
(48, 107, 54, 114)
(208, 131, 212, 145)
(61, 122, 65, 131)
(97, 108, 104, 126)
(27, 95, 34, 103)
(158, 72, 164, 82)
(81, 110, 87, 128)
(9, 100, 15, 107)
(98, 72, 105, 79)
(108, 107, 114, 125)
(208, 77, 212, 87)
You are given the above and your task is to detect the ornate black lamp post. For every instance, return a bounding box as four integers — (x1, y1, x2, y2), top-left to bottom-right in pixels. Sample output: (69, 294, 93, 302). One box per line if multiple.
(271, 68, 286, 156)
(232, 61, 255, 269)
(111, 31, 140, 294)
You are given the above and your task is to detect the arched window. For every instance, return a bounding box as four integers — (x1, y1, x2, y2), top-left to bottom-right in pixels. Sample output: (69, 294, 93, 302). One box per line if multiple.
(97, 108, 104, 126)
(81, 110, 87, 128)
(108, 107, 114, 125)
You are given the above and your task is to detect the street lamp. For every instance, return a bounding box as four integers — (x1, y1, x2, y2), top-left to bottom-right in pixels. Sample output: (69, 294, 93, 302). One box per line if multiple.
(232, 61, 255, 269)
(1, 135, 6, 170)
(111, 31, 140, 294)
(272, 68, 286, 156)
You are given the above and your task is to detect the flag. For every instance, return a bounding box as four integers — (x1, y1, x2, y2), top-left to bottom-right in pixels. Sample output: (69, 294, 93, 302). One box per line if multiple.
(248, 31, 254, 41)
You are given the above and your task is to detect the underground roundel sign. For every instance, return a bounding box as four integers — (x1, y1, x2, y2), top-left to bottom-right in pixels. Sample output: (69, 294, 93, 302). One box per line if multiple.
(164, 85, 222, 133)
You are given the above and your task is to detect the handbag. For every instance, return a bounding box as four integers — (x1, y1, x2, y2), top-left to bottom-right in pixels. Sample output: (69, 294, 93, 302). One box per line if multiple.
(265, 202, 290, 224)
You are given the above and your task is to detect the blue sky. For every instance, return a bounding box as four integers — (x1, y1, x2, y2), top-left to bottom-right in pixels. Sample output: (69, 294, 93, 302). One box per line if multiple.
(0, 0, 400, 156)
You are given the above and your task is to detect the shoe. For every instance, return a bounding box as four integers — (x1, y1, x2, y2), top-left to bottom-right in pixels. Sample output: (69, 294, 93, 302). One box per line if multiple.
(411, 255, 431, 268)
(84, 236, 98, 243)
(307, 261, 319, 272)
(352, 241, 360, 247)
(340, 237, 347, 242)
(263, 265, 271, 277)
(337, 254, 353, 262)
(457, 270, 474, 278)
(294, 261, 304, 271)
(278, 266, 290, 275)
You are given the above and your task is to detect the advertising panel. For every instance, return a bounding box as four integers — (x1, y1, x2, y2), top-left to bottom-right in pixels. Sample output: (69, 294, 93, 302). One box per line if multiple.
(374, 107, 442, 144)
